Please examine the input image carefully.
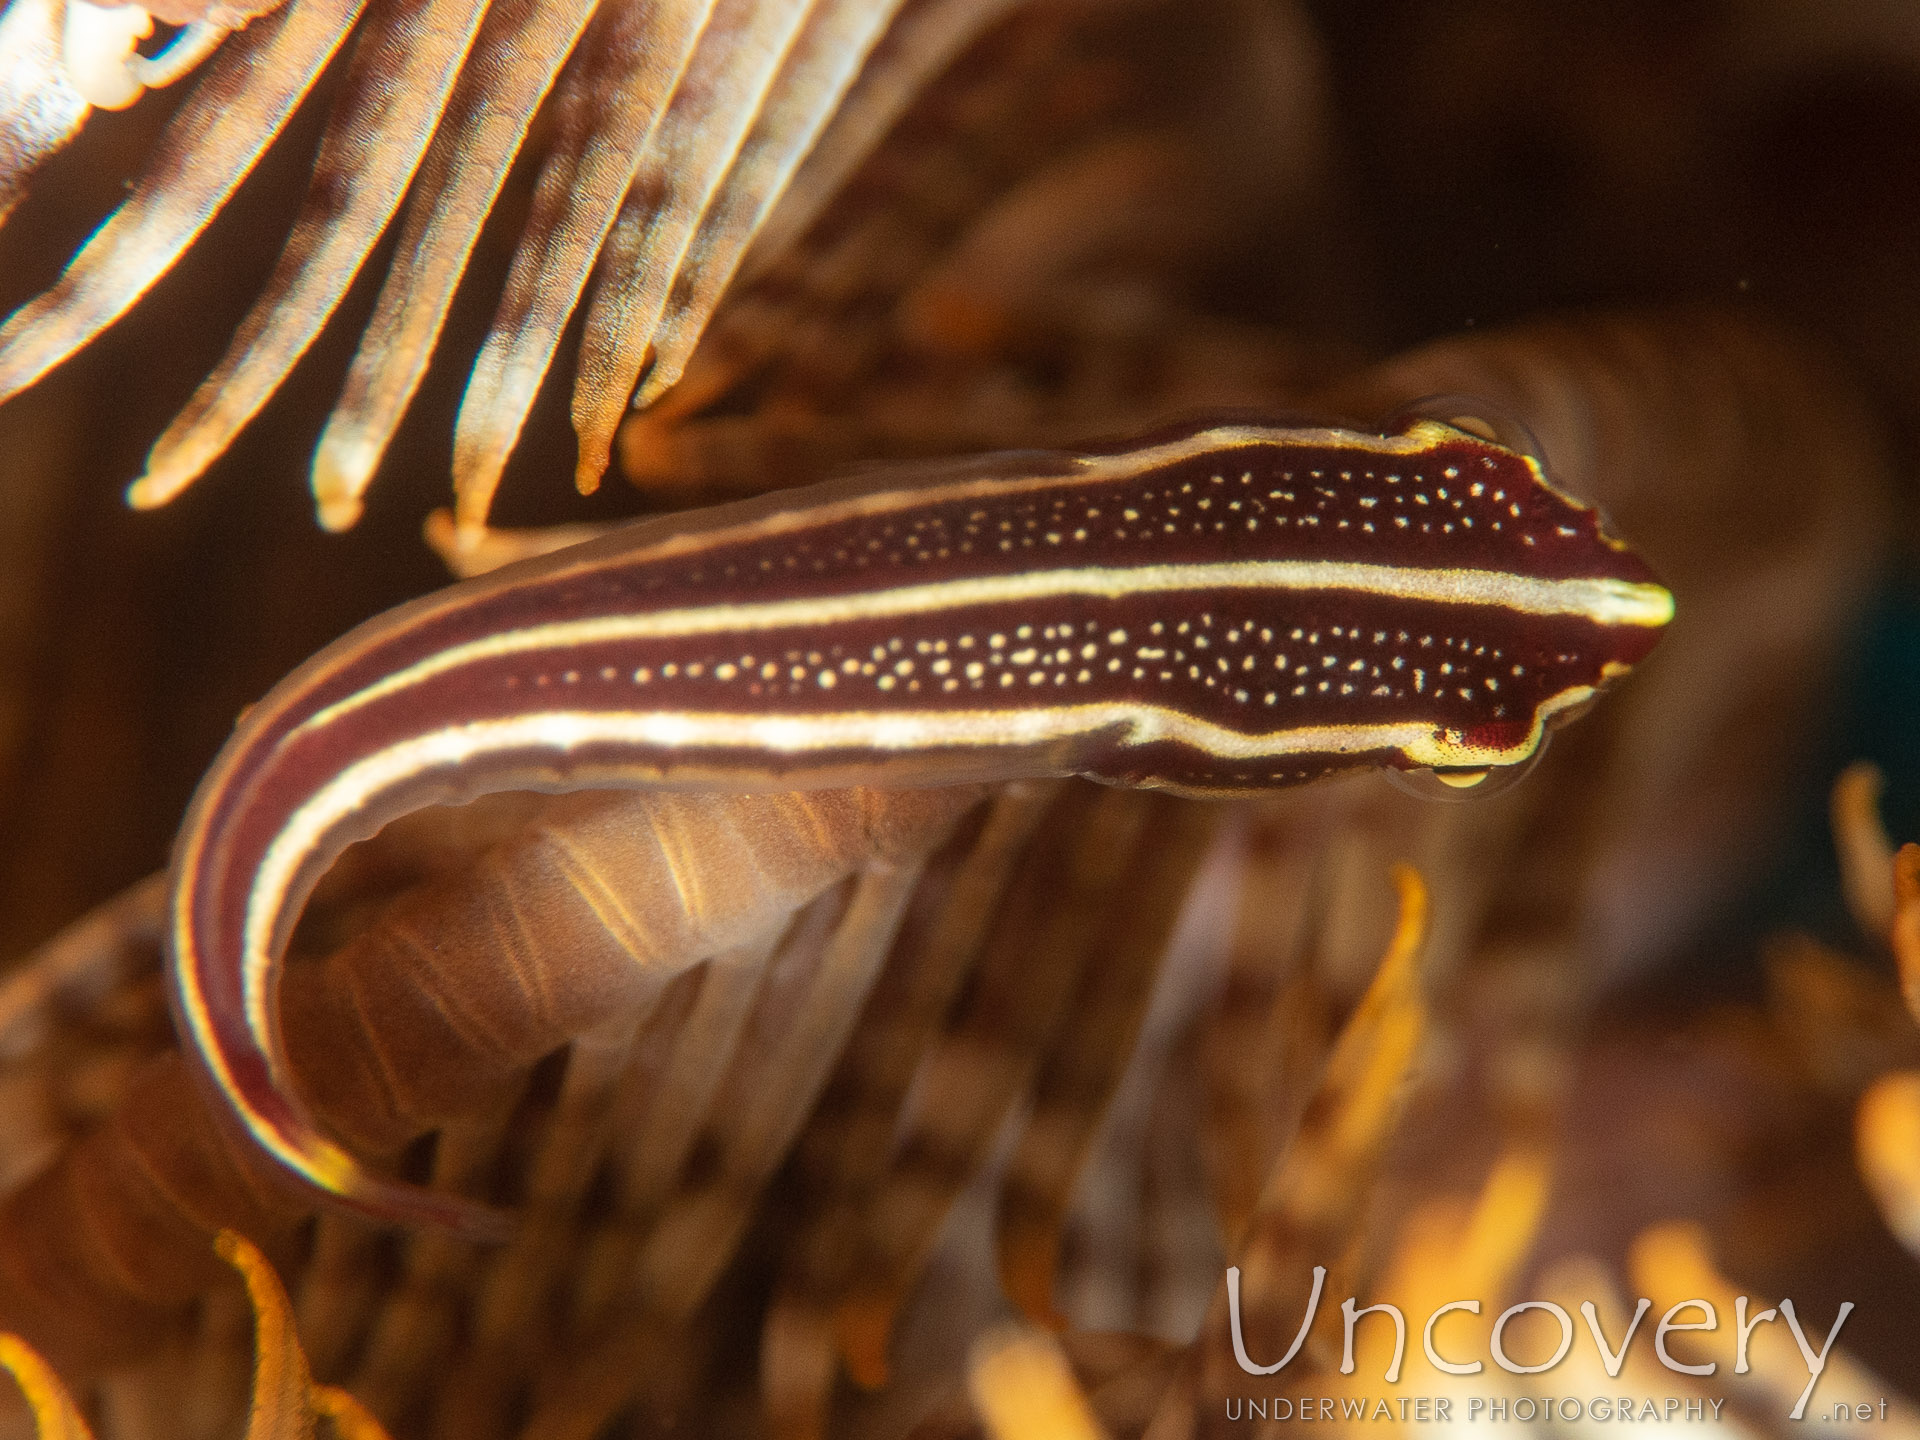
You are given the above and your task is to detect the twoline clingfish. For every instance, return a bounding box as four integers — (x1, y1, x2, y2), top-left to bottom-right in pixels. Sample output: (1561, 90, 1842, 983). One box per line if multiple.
(162, 411, 1673, 1237)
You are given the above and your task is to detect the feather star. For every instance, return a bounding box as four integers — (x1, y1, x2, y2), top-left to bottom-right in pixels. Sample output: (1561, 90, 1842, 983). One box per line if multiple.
(0, 0, 994, 535)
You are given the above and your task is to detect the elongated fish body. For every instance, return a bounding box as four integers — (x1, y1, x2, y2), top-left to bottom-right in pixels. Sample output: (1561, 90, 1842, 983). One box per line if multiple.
(168, 417, 1671, 1232)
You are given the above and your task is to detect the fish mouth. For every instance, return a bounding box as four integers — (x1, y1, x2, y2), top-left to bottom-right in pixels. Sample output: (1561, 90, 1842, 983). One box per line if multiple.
(1584, 576, 1676, 629)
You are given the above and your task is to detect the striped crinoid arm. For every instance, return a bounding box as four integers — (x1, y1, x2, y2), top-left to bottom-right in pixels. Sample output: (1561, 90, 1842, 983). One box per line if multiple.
(0, 783, 979, 1392)
(0, 0, 291, 227)
(0, 0, 370, 401)
(613, 0, 1338, 509)
(0, 875, 175, 1197)
(745, 784, 1215, 1437)
(1143, 864, 1432, 1432)
(0, 0, 988, 531)
(455, 0, 915, 528)
(607, 0, 1120, 499)
(0, 0, 90, 230)
(1, 1228, 398, 1440)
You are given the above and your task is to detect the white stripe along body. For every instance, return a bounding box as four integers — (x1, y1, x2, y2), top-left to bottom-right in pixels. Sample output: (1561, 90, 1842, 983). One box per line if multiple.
(167, 417, 1672, 1233)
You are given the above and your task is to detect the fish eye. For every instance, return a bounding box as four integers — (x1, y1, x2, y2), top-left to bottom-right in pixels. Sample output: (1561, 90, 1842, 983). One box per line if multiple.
(1385, 392, 1628, 531)
(1387, 393, 1550, 471)
(1386, 739, 1548, 802)
(1545, 689, 1605, 731)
